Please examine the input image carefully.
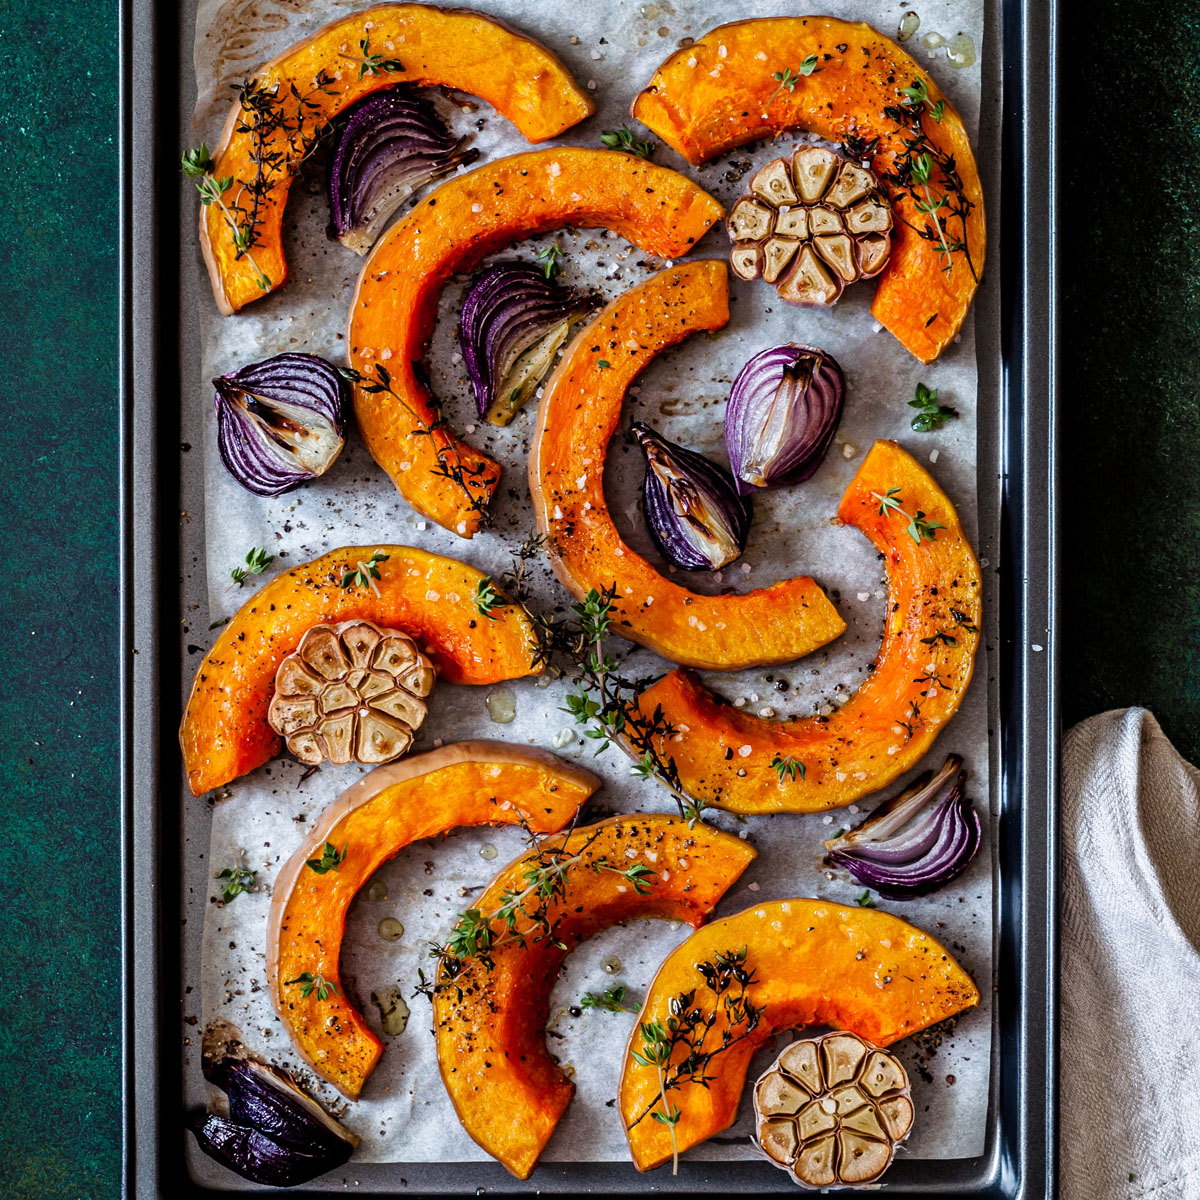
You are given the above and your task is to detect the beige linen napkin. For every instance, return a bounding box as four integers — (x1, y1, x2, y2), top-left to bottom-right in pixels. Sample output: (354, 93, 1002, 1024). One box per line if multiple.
(1062, 708, 1200, 1200)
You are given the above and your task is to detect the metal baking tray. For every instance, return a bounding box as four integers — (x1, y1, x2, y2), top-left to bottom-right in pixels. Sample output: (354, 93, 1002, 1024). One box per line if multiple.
(120, 0, 1058, 1194)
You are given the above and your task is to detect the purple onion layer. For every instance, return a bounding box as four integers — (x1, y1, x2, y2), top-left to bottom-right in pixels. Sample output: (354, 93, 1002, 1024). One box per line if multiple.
(632, 421, 752, 571)
(824, 755, 982, 899)
(460, 261, 598, 426)
(328, 88, 478, 254)
(725, 344, 845, 493)
(214, 352, 347, 497)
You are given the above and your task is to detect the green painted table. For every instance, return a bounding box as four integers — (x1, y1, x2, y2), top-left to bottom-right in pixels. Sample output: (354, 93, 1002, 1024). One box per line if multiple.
(1, 1, 1197, 1196)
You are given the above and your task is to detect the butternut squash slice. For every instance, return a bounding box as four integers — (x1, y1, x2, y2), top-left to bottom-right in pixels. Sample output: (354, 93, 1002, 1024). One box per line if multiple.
(431, 813, 756, 1178)
(201, 3, 594, 314)
(635, 440, 981, 812)
(631, 17, 986, 362)
(179, 545, 539, 795)
(620, 898, 979, 1172)
(347, 149, 724, 537)
(529, 261, 846, 670)
(266, 741, 599, 1098)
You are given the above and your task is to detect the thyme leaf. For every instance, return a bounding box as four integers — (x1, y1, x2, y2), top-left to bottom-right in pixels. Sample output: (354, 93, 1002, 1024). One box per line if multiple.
(473, 575, 504, 620)
(284, 971, 341, 1001)
(534, 242, 565, 279)
(340, 549, 389, 594)
(581, 984, 641, 1013)
(871, 488, 946, 544)
(305, 841, 348, 875)
(599, 126, 656, 159)
(908, 381, 957, 432)
(229, 546, 274, 588)
(214, 849, 256, 903)
(770, 753, 806, 782)
(340, 35, 404, 81)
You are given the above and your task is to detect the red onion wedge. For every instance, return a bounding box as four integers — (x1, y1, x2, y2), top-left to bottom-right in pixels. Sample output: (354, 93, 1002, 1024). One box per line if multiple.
(725, 344, 845, 493)
(632, 421, 752, 571)
(824, 755, 981, 899)
(328, 88, 479, 255)
(460, 261, 598, 426)
(214, 353, 348, 497)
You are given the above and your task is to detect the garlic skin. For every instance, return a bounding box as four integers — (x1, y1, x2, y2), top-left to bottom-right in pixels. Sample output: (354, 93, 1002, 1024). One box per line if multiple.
(632, 421, 752, 571)
(268, 620, 435, 766)
(728, 147, 893, 306)
(753, 1030, 914, 1189)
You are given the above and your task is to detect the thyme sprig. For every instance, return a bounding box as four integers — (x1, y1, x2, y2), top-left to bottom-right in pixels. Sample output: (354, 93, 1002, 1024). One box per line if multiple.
(600, 126, 656, 160)
(534, 242, 565, 279)
(418, 821, 657, 998)
(285, 971, 341, 1001)
(765, 55, 820, 109)
(628, 947, 763, 1174)
(581, 984, 641, 1013)
(896, 698, 924, 741)
(214, 849, 256, 903)
(473, 576, 504, 620)
(872, 488, 946, 544)
(340, 549, 389, 594)
(228, 546, 274, 589)
(339, 363, 495, 529)
(339, 35, 404, 81)
(908, 381, 957, 432)
(305, 841, 348, 875)
(879, 78, 977, 279)
(770, 753, 806, 782)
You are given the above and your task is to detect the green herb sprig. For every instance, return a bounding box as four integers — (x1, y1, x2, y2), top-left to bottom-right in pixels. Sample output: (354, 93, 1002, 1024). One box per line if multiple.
(908, 382, 957, 432)
(600, 126, 656, 159)
(473, 576, 504, 620)
(534, 242, 564, 279)
(581, 984, 641, 1013)
(214, 849, 256, 903)
(855, 889, 877, 907)
(340, 549, 390, 594)
(872, 488, 946, 544)
(285, 971, 341, 1001)
(228, 546, 274, 589)
(305, 841, 347, 875)
(339, 35, 404, 80)
(770, 754, 806, 782)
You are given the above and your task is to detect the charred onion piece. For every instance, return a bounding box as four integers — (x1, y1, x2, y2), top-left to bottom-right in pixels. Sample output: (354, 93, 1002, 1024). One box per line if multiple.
(460, 261, 598, 426)
(188, 1057, 356, 1187)
(632, 421, 751, 570)
(824, 754, 981, 899)
(267, 620, 434, 766)
(214, 353, 348, 497)
(329, 89, 479, 255)
(728, 147, 893, 306)
(725, 344, 845, 492)
(753, 1030, 913, 1189)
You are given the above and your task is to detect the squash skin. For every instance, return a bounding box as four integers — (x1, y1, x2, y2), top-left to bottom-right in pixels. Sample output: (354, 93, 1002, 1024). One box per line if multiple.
(529, 261, 846, 669)
(347, 149, 724, 536)
(635, 440, 981, 812)
(631, 17, 986, 363)
(266, 742, 599, 1098)
(179, 545, 540, 795)
(201, 3, 594, 314)
(620, 898, 979, 1172)
(432, 813, 757, 1179)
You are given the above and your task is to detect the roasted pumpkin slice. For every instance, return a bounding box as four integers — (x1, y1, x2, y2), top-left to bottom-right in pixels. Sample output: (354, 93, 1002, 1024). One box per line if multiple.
(631, 17, 986, 362)
(620, 898, 979, 1172)
(635, 440, 980, 812)
(529, 261, 845, 670)
(431, 813, 756, 1178)
(266, 741, 598, 1098)
(201, 4, 594, 314)
(347, 149, 724, 537)
(180, 546, 539, 795)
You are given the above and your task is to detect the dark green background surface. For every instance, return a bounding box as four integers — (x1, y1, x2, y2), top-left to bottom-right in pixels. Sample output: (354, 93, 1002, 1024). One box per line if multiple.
(1, 0, 1196, 1196)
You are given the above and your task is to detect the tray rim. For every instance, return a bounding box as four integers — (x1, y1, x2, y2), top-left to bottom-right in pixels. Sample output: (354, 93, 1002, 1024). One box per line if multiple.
(119, 0, 1059, 1195)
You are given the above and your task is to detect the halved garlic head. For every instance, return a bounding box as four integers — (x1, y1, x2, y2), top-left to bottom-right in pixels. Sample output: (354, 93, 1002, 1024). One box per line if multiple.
(727, 147, 894, 307)
(267, 620, 435, 767)
(752, 1029, 914, 1189)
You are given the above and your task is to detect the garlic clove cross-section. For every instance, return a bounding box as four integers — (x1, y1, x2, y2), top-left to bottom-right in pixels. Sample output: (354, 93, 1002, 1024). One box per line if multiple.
(267, 620, 435, 767)
(752, 1029, 914, 1189)
(727, 147, 894, 307)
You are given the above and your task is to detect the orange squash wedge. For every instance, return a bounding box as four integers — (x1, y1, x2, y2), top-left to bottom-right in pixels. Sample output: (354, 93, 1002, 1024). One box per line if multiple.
(631, 17, 986, 362)
(179, 546, 539, 795)
(266, 741, 599, 1098)
(347, 149, 724, 537)
(620, 898, 979, 1171)
(529, 261, 846, 669)
(432, 813, 756, 1178)
(635, 440, 981, 812)
(201, 3, 594, 314)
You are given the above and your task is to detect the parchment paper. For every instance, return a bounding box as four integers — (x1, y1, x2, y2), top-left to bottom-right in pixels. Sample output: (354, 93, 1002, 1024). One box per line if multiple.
(188, 0, 993, 1167)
